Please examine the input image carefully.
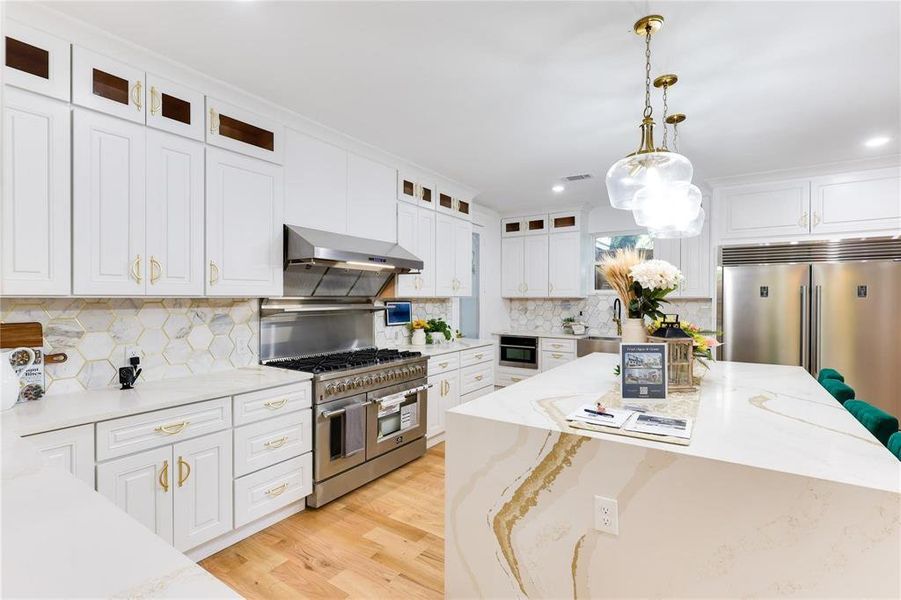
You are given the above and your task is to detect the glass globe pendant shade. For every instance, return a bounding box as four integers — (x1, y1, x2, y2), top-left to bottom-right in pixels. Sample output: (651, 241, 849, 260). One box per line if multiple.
(648, 206, 706, 238)
(606, 151, 693, 210)
(632, 182, 702, 229)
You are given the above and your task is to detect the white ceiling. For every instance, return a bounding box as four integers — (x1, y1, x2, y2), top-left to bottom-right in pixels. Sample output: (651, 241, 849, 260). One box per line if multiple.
(44, 1, 900, 215)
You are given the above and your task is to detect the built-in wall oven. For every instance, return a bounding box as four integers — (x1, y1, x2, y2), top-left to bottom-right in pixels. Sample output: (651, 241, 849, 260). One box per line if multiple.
(498, 335, 539, 369)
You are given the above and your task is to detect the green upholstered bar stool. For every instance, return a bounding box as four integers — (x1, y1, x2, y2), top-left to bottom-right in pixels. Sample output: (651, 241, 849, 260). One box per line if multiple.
(845, 400, 899, 446)
(823, 379, 855, 405)
(888, 432, 901, 460)
(817, 368, 844, 384)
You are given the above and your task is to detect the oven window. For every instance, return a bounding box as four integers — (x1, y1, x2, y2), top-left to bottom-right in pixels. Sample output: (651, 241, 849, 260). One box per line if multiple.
(378, 398, 418, 437)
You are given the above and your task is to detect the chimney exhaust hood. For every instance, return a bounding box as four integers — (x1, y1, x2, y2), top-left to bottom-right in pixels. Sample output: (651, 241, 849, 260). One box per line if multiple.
(281, 225, 422, 298)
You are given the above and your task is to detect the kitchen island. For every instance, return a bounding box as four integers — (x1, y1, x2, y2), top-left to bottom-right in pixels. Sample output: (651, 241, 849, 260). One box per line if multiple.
(445, 353, 901, 598)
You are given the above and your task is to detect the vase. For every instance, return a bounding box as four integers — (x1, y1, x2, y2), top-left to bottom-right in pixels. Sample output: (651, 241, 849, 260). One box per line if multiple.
(621, 318, 648, 343)
(411, 329, 426, 346)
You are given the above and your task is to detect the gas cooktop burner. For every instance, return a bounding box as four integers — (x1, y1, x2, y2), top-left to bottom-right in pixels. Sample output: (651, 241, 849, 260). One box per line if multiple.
(269, 348, 422, 374)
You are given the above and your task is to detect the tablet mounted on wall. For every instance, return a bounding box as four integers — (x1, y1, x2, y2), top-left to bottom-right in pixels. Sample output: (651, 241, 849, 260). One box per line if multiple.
(385, 301, 412, 326)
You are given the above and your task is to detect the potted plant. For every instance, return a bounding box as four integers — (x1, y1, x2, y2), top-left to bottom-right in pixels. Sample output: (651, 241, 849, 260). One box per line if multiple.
(425, 318, 453, 344)
(599, 249, 683, 343)
(562, 316, 586, 335)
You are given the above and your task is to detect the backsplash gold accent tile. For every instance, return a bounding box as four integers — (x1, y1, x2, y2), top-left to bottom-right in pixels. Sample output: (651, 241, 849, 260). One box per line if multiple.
(0, 298, 259, 393)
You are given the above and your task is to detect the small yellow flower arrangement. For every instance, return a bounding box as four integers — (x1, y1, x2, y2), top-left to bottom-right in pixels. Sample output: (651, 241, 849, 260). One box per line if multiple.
(410, 319, 428, 330)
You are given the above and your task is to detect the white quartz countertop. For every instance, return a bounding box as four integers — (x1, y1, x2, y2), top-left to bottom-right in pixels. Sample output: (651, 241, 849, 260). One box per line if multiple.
(450, 352, 901, 493)
(6, 365, 312, 437)
(394, 338, 495, 357)
(492, 329, 588, 340)
(1, 418, 238, 598)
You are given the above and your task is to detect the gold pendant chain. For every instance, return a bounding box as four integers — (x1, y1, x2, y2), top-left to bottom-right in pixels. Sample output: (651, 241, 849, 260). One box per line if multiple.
(661, 83, 669, 150)
(643, 28, 653, 119)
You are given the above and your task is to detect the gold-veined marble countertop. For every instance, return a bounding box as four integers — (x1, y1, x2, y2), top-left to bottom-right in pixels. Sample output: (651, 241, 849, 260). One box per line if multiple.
(393, 338, 495, 357)
(5, 365, 312, 436)
(449, 352, 901, 493)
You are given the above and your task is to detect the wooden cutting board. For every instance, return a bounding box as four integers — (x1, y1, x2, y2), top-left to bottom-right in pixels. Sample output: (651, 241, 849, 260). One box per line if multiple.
(0, 322, 43, 349)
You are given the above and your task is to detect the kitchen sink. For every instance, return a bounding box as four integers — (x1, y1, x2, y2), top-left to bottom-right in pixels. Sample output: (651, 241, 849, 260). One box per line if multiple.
(576, 336, 621, 356)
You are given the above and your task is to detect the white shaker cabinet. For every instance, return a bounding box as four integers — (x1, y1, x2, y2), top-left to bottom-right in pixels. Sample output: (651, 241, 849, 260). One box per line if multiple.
(172, 430, 233, 552)
(396, 202, 436, 297)
(284, 129, 347, 232)
(4, 20, 71, 101)
(548, 232, 582, 297)
(810, 168, 901, 235)
(427, 371, 460, 439)
(501, 237, 525, 297)
(72, 109, 147, 296)
(23, 424, 95, 488)
(717, 179, 811, 240)
(435, 213, 472, 297)
(205, 147, 284, 297)
(146, 74, 205, 141)
(453, 217, 473, 296)
(206, 96, 283, 164)
(97, 445, 174, 545)
(1, 88, 71, 296)
(72, 46, 145, 124)
(522, 235, 549, 297)
(346, 153, 397, 243)
(145, 130, 205, 296)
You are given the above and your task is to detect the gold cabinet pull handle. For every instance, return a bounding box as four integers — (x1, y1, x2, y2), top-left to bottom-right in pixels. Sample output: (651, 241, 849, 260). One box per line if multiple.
(131, 80, 143, 111)
(812, 211, 821, 228)
(159, 460, 169, 492)
(150, 256, 162, 284)
(552, 353, 563, 359)
(798, 212, 809, 228)
(209, 108, 220, 134)
(149, 86, 161, 115)
(264, 398, 288, 410)
(438, 362, 448, 369)
(265, 436, 289, 449)
(475, 375, 483, 381)
(155, 420, 189, 435)
(511, 377, 522, 382)
(209, 260, 220, 286)
(266, 482, 289, 497)
(131, 255, 142, 284)
(549, 283, 554, 293)
(177, 456, 190, 487)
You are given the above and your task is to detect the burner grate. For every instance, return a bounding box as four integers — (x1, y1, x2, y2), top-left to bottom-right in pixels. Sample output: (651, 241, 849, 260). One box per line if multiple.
(268, 348, 422, 374)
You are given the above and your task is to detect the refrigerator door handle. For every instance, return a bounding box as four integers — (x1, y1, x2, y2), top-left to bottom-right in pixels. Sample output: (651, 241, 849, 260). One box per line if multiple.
(800, 285, 809, 371)
(813, 284, 822, 375)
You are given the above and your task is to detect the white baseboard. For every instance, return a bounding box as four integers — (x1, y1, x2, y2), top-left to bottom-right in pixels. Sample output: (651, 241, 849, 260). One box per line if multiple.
(426, 432, 445, 448)
(186, 500, 306, 562)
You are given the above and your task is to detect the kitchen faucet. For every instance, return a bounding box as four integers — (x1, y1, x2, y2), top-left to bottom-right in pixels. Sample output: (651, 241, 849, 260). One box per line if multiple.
(612, 298, 622, 336)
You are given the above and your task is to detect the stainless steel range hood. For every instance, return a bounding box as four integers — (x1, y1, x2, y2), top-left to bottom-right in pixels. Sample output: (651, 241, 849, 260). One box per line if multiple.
(282, 225, 422, 298)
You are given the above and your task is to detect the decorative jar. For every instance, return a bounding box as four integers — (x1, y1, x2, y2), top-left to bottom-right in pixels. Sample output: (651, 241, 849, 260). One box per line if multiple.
(621, 318, 648, 343)
(411, 329, 426, 346)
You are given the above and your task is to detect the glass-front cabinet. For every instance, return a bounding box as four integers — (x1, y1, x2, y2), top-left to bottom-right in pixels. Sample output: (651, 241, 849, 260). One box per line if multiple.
(72, 46, 145, 124)
(397, 171, 435, 210)
(206, 97, 284, 164)
(146, 74, 204, 141)
(4, 20, 70, 102)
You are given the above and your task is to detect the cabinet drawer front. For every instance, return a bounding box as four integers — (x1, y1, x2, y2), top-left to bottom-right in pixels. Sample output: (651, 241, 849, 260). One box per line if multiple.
(460, 363, 494, 395)
(234, 409, 312, 477)
(233, 381, 311, 426)
(4, 20, 71, 102)
(234, 453, 312, 528)
(460, 386, 494, 406)
(496, 368, 535, 387)
(540, 338, 577, 353)
(541, 350, 575, 372)
(459, 346, 494, 367)
(428, 353, 460, 376)
(97, 397, 231, 461)
(72, 46, 145, 124)
(146, 73, 204, 141)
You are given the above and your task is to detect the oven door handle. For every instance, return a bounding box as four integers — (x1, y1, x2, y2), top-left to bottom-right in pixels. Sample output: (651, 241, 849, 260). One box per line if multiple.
(321, 401, 372, 419)
(374, 384, 432, 410)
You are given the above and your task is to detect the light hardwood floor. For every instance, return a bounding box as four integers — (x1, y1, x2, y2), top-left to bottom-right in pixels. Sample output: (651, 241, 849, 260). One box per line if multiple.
(201, 443, 445, 599)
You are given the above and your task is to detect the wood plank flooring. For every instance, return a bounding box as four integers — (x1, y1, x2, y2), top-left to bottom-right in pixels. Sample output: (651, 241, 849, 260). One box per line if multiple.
(201, 443, 445, 599)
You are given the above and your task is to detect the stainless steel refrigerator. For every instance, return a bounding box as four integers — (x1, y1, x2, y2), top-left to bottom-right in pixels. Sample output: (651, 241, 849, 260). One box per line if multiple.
(718, 237, 901, 417)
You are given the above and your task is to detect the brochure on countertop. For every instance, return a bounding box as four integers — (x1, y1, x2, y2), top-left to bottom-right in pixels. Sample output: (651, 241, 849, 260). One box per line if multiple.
(624, 413, 693, 439)
(566, 404, 635, 429)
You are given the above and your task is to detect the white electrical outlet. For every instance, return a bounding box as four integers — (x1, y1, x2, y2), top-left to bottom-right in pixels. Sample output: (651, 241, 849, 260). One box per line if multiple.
(125, 347, 142, 362)
(594, 495, 619, 535)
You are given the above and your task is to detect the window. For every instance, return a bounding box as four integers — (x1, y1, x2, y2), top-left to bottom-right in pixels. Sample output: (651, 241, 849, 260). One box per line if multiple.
(594, 233, 654, 291)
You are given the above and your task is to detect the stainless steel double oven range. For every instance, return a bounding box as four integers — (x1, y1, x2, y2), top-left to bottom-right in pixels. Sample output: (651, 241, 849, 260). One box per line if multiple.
(261, 225, 428, 507)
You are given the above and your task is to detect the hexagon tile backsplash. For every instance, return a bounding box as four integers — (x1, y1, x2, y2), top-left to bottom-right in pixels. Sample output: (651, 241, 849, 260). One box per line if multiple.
(0, 298, 259, 394)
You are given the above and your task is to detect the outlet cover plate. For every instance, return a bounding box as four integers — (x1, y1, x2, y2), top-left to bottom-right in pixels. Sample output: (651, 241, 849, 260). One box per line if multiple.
(594, 495, 619, 535)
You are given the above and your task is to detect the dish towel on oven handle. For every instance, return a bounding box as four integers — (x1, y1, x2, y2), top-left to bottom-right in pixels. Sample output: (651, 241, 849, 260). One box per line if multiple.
(343, 402, 366, 457)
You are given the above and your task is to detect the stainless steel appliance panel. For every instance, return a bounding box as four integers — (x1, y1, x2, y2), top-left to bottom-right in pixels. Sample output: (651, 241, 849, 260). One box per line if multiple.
(722, 263, 811, 366)
(812, 260, 900, 416)
(498, 335, 539, 369)
(260, 310, 375, 362)
(365, 378, 428, 460)
(314, 393, 369, 481)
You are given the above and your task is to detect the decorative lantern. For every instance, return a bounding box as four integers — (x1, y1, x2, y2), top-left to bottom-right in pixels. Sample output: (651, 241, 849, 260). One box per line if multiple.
(648, 314, 695, 391)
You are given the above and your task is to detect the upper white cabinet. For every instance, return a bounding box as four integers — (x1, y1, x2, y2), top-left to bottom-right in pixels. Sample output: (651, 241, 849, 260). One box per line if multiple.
(396, 202, 436, 297)
(72, 46, 145, 124)
(4, 20, 70, 101)
(549, 211, 581, 233)
(398, 171, 436, 210)
(284, 129, 347, 232)
(810, 168, 900, 234)
(206, 147, 284, 297)
(206, 96, 284, 164)
(72, 109, 147, 296)
(501, 235, 549, 297)
(453, 216, 473, 296)
(437, 185, 473, 221)
(435, 213, 472, 296)
(502, 210, 587, 298)
(548, 232, 583, 297)
(718, 178, 810, 240)
(145, 130, 205, 296)
(346, 153, 397, 243)
(146, 73, 205, 141)
(1, 88, 71, 296)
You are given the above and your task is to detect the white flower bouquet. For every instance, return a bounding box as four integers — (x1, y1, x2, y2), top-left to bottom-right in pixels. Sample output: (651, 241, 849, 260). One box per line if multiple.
(627, 259, 683, 320)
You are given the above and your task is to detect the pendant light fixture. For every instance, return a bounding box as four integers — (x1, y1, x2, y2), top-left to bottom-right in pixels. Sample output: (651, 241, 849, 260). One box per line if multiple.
(605, 15, 704, 238)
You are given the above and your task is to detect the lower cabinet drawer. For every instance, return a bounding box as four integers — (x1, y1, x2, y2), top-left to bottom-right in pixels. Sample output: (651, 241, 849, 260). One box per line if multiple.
(540, 338, 577, 353)
(541, 350, 575, 372)
(460, 363, 494, 395)
(233, 409, 312, 477)
(428, 352, 460, 376)
(459, 345, 495, 367)
(460, 386, 494, 406)
(233, 381, 311, 426)
(97, 397, 231, 461)
(496, 367, 536, 387)
(234, 453, 312, 528)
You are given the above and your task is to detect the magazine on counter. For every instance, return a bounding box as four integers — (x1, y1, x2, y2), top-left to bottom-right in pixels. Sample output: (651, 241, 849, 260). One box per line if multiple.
(624, 413, 693, 439)
(566, 404, 635, 429)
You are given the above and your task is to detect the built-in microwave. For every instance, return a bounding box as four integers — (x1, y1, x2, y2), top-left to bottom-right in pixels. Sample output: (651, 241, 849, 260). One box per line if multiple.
(498, 335, 539, 369)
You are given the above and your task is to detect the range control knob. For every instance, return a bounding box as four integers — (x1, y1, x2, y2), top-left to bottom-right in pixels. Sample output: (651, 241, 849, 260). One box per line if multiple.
(363, 375, 373, 386)
(336, 381, 347, 393)
(353, 378, 363, 389)
(325, 383, 336, 396)
(401, 367, 410, 377)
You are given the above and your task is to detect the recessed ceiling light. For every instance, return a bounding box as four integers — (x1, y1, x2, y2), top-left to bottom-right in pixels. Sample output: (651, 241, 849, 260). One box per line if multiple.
(552, 184, 565, 193)
(864, 136, 891, 148)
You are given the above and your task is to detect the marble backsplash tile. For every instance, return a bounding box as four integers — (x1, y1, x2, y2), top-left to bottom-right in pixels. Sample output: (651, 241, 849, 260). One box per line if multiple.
(375, 298, 453, 346)
(0, 298, 259, 394)
(507, 296, 713, 335)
